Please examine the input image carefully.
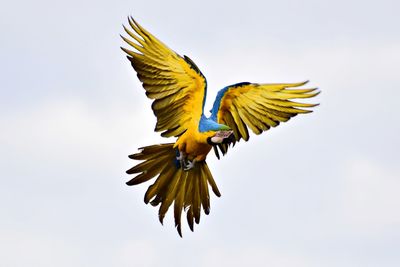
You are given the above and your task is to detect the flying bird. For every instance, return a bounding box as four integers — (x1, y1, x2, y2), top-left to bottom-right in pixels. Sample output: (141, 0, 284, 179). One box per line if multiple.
(121, 17, 319, 236)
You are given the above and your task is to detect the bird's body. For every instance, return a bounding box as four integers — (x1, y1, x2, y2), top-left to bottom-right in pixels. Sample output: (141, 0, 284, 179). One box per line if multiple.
(121, 17, 319, 236)
(175, 114, 233, 161)
(175, 126, 213, 162)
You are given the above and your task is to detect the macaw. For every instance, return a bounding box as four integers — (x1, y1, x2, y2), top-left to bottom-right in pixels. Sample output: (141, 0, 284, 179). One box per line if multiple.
(121, 17, 319, 236)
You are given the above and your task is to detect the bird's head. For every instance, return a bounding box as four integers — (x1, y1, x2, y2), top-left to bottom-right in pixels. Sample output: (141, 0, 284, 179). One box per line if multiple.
(207, 129, 235, 145)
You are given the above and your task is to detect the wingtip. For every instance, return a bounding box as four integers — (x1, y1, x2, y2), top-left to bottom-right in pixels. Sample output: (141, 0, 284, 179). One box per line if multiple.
(143, 193, 150, 204)
(176, 225, 183, 237)
(204, 207, 210, 215)
(128, 153, 138, 159)
(189, 224, 194, 232)
(119, 35, 129, 46)
(126, 178, 137, 186)
(129, 16, 139, 28)
(159, 215, 164, 225)
(130, 16, 140, 27)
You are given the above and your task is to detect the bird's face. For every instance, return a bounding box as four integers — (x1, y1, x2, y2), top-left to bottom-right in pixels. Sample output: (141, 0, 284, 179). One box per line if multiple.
(208, 130, 234, 144)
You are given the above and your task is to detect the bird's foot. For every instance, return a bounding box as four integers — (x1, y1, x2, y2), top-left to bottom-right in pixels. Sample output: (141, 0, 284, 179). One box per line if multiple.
(176, 150, 196, 170)
(184, 159, 196, 171)
(176, 151, 184, 161)
(176, 150, 186, 169)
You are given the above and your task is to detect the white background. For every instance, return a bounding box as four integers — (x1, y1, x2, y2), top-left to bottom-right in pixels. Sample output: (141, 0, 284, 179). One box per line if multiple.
(1, 0, 399, 266)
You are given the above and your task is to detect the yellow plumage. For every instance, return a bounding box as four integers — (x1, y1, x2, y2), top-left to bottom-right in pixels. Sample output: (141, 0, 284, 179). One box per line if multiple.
(121, 17, 319, 236)
(126, 144, 220, 236)
(121, 18, 206, 138)
(217, 82, 319, 141)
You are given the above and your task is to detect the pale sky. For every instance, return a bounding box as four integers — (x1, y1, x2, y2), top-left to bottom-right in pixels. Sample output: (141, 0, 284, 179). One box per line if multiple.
(1, 0, 400, 266)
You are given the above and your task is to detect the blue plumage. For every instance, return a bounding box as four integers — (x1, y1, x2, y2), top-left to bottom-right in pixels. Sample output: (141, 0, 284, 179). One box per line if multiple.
(209, 82, 250, 121)
(198, 115, 229, 132)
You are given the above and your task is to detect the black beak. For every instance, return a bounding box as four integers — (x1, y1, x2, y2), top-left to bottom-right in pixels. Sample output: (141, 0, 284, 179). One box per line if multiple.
(222, 133, 235, 144)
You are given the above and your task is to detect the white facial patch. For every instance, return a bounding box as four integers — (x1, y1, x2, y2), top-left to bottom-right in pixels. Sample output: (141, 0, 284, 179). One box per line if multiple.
(215, 130, 233, 138)
(211, 136, 224, 143)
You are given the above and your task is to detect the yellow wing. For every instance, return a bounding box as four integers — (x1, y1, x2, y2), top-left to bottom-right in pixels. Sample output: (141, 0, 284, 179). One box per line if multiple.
(210, 81, 319, 153)
(121, 17, 207, 137)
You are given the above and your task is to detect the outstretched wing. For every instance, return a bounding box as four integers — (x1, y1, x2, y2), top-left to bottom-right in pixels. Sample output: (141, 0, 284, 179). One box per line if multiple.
(121, 17, 207, 137)
(210, 81, 319, 155)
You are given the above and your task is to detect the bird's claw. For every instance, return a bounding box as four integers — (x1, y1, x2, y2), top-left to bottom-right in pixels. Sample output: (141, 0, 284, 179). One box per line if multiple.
(183, 160, 195, 171)
(176, 150, 195, 170)
(176, 153, 184, 161)
(176, 150, 185, 168)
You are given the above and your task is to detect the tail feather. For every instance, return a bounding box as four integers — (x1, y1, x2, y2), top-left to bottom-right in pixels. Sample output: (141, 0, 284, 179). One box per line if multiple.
(184, 171, 195, 232)
(158, 169, 182, 224)
(186, 206, 194, 232)
(202, 163, 221, 197)
(192, 167, 201, 224)
(144, 165, 175, 204)
(126, 143, 221, 237)
(199, 170, 210, 215)
(126, 153, 170, 174)
(174, 171, 187, 235)
(126, 154, 171, 185)
(128, 143, 173, 160)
